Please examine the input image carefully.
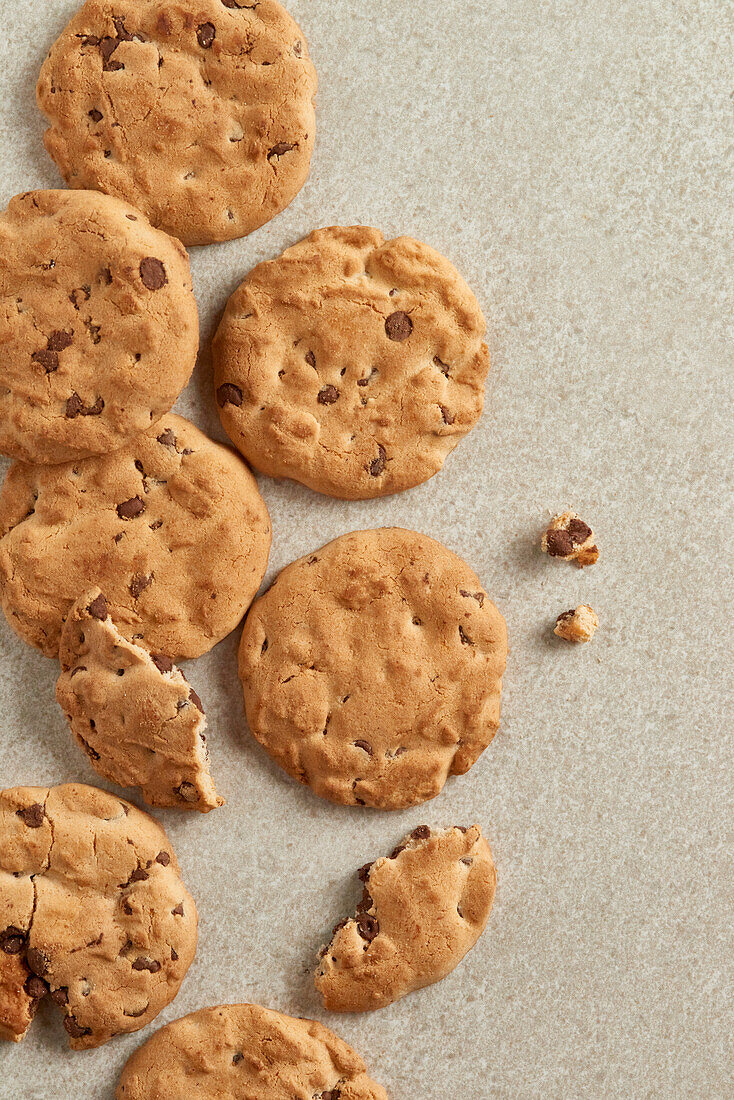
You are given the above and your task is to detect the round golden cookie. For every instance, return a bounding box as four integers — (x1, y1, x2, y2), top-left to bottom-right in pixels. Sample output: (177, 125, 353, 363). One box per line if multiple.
(0, 189, 198, 465)
(239, 528, 507, 809)
(0, 414, 271, 659)
(315, 824, 496, 1012)
(37, 0, 317, 246)
(116, 1003, 387, 1100)
(0, 783, 197, 1049)
(213, 225, 490, 499)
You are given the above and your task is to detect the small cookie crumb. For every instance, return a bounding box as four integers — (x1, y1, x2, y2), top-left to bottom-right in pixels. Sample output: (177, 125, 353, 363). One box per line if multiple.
(541, 511, 598, 567)
(554, 605, 599, 643)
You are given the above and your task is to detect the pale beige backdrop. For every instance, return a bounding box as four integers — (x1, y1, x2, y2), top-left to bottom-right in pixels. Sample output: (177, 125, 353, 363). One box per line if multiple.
(0, 1, 730, 1098)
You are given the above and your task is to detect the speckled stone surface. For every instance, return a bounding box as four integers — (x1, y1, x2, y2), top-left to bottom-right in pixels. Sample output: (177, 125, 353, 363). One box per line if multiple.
(0, 1, 730, 1097)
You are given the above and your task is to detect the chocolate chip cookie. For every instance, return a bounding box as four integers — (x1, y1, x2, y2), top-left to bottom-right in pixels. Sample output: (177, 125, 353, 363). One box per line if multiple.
(116, 1003, 388, 1099)
(0, 189, 198, 465)
(213, 226, 490, 498)
(0, 413, 271, 658)
(38, 1, 317, 246)
(56, 590, 223, 811)
(239, 528, 507, 809)
(315, 825, 495, 1012)
(0, 783, 197, 1048)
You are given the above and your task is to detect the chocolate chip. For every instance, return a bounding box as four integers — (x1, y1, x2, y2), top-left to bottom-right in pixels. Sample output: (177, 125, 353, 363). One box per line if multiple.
(305, 350, 316, 368)
(356, 913, 379, 943)
(139, 258, 167, 290)
(69, 286, 91, 309)
(233, 1052, 244, 1065)
(389, 842, 407, 859)
(66, 393, 105, 418)
(440, 405, 455, 425)
(175, 782, 199, 803)
(31, 349, 59, 373)
(459, 589, 485, 607)
(78, 736, 100, 761)
(460, 856, 473, 865)
(50, 987, 68, 1007)
(16, 803, 44, 828)
(268, 142, 296, 159)
(87, 593, 108, 620)
(357, 862, 373, 882)
(216, 383, 243, 407)
(319, 1091, 342, 1100)
(127, 867, 149, 884)
(26, 948, 49, 976)
(545, 529, 574, 557)
(0, 927, 26, 955)
(48, 330, 73, 352)
(368, 444, 387, 477)
(385, 311, 413, 341)
(458, 625, 473, 645)
(155, 851, 171, 866)
(197, 22, 216, 47)
(317, 385, 339, 405)
(131, 956, 161, 973)
(353, 739, 373, 755)
(356, 887, 373, 913)
(151, 654, 174, 673)
(433, 355, 450, 376)
(567, 517, 592, 544)
(188, 688, 204, 713)
(123, 1004, 149, 1018)
(157, 428, 177, 447)
(25, 976, 48, 1002)
(172, 903, 185, 916)
(129, 573, 153, 599)
(170, 948, 178, 961)
(411, 825, 431, 840)
(63, 1015, 91, 1038)
(456, 825, 468, 833)
(117, 496, 145, 520)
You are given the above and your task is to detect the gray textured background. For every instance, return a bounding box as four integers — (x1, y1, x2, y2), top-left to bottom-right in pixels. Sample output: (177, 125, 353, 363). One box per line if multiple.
(0, 1, 731, 1097)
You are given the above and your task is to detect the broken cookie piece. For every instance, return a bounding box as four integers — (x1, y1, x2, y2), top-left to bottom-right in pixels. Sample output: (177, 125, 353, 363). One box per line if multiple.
(541, 511, 598, 567)
(554, 605, 599, 643)
(56, 590, 223, 812)
(0, 783, 197, 1049)
(314, 825, 496, 1012)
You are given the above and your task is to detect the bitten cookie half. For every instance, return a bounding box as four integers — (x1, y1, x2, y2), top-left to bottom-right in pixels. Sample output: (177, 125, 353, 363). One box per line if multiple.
(315, 825, 495, 1012)
(116, 1002, 388, 1099)
(56, 590, 223, 812)
(0, 784, 197, 1049)
(0, 413, 271, 659)
(239, 528, 507, 809)
(0, 189, 198, 465)
(214, 226, 490, 499)
(38, 0, 317, 246)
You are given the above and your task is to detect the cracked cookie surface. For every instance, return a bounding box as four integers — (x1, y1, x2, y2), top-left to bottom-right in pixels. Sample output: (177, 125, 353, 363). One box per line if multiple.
(116, 1002, 387, 1099)
(214, 226, 490, 498)
(37, 0, 317, 246)
(0, 189, 198, 465)
(315, 825, 495, 1012)
(239, 528, 507, 809)
(0, 783, 197, 1049)
(0, 413, 271, 658)
(57, 589, 223, 811)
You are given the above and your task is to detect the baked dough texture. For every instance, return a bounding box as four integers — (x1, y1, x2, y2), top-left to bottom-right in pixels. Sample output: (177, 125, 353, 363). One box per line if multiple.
(239, 528, 507, 809)
(37, 0, 317, 246)
(213, 226, 490, 498)
(57, 589, 223, 811)
(0, 413, 271, 659)
(0, 189, 198, 465)
(315, 825, 495, 1012)
(0, 783, 197, 1049)
(116, 1002, 388, 1100)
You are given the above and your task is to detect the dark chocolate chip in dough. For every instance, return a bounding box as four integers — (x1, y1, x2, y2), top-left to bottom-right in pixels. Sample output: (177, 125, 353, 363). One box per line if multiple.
(139, 258, 168, 290)
(216, 383, 243, 407)
(87, 593, 108, 620)
(196, 22, 216, 48)
(384, 311, 412, 341)
(16, 803, 45, 828)
(117, 496, 145, 520)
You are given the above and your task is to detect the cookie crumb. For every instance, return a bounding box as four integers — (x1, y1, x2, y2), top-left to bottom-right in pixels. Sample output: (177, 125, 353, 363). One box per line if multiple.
(541, 511, 598, 567)
(554, 605, 599, 643)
